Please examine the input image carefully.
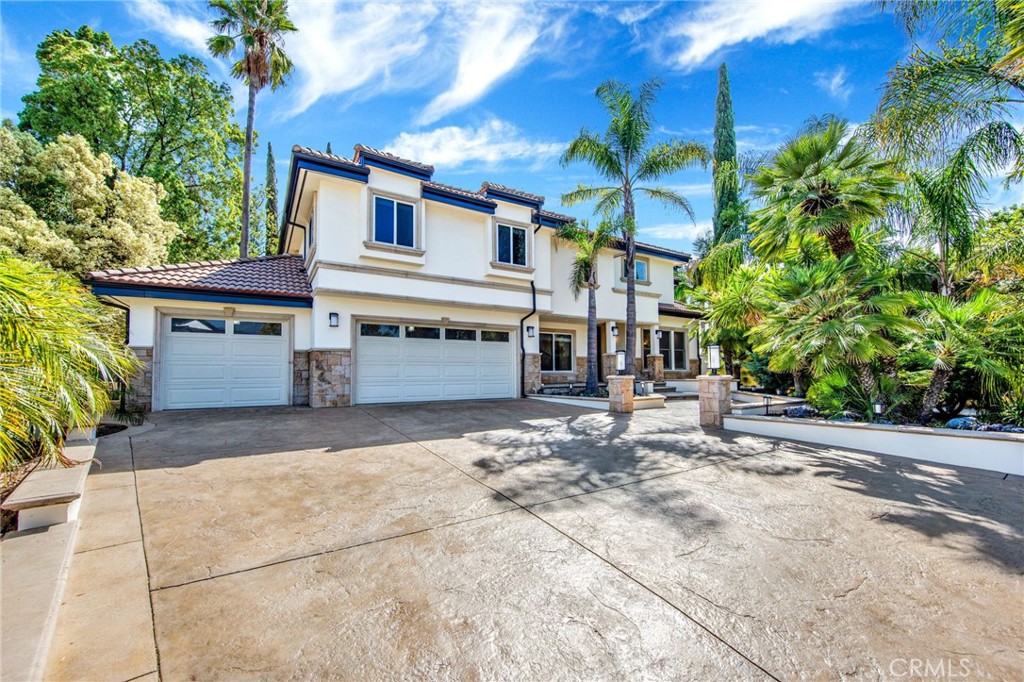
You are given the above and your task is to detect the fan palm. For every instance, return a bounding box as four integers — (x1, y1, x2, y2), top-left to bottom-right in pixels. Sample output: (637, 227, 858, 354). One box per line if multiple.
(749, 118, 900, 262)
(208, 0, 296, 259)
(700, 264, 772, 381)
(910, 288, 1024, 424)
(557, 219, 617, 394)
(561, 78, 709, 372)
(750, 258, 916, 403)
(0, 252, 139, 469)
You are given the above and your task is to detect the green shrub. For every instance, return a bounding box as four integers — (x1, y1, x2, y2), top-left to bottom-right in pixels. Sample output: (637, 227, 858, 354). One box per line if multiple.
(0, 252, 139, 470)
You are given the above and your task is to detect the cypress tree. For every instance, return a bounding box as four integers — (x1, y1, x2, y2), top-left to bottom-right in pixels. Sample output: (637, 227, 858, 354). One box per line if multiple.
(712, 63, 738, 239)
(265, 142, 279, 255)
(325, 141, 332, 154)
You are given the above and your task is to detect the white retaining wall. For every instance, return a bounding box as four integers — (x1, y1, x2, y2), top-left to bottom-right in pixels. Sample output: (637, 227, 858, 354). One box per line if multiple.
(723, 415, 1024, 476)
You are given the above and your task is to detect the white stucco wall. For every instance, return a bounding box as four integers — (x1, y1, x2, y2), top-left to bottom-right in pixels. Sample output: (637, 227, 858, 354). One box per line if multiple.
(120, 297, 312, 350)
(311, 294, 527, 349)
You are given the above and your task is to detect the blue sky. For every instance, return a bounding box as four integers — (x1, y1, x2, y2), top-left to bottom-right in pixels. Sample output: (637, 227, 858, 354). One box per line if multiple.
(1, 1, 1020, 254)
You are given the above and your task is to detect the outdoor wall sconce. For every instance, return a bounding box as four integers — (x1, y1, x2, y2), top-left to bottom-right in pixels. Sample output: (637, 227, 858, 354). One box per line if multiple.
(526, 326, 535, 338)
(611, 324, 619, 337)
(655, 329, 663, 340)
(708, 344, 722, 375)
(328, 312, 339, 328)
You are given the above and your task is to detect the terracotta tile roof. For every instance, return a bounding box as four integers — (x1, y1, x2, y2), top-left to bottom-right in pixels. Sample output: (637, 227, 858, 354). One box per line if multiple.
(354, 144, 435, 174)
(291, 145, 358, 166)
(658, 302, 704, 319)
(480, 182, 545, 204)
(535, 208, 576, 224)
(85, 255, 311, 299)
(422, 181, 498, 206)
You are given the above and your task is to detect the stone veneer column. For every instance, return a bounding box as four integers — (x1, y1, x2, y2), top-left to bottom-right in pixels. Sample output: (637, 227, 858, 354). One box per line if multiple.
(292, 351, 310, 406)
(127, 346, 153, 412)
(309, 349, 352, 408)
(698, 374, 734, 428)
(523, 353, 542, 395)
(607, 375, 634, 414)
(646, 354, 665, 382)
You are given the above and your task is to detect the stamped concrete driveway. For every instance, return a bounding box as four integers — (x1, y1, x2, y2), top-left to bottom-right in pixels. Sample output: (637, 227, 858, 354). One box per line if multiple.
(47, 400, 1022, 680)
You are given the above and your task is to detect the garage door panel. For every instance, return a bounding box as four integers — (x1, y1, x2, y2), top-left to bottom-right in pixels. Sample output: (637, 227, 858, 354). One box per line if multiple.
(359, 384, 403, 401)
(226, 365, 284, 381)
(442, 364, 478, 379)
(227, 386, 287, 405)
(165, 364, 230, 381)
(359, 363, 401, 379)
(359, 342, 399, 359)
(479, 382, 514, 397)
(402, 384, 444, 400)
(404, 364, 443, 379)
(230, 342, 287, 359)
(165, 386, 228, 409)
(405, 344, 443, 360)
(166, 341, 227, 358)
(442, 383, 481, 399)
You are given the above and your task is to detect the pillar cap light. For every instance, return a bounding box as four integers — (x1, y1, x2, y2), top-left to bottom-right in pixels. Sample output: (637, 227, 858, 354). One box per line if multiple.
(708, 343, 722, 375)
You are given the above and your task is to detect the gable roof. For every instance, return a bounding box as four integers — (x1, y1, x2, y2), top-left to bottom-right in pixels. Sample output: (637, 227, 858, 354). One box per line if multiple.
(658, 301, 704, 319)
(85, 255, 311, 300)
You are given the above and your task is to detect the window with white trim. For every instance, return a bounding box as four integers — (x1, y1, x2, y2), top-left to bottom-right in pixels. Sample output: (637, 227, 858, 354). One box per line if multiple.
(539, 332, 573, 372)
(660, 330, 687, 370)
(622, 256, 649, 282)
(496, 223, 527, 266)
(373, 196, 416, 248)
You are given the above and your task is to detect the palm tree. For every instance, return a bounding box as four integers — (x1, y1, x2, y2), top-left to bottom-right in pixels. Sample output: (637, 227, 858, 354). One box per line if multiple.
(750, 258, 915, 404)
(873, 0, 1023, 182)
(557, 219, 617, 395)
(561, 78, 709, 374)
(910, 288, 1024, 424)
(749, 118, 900, 262)
(0, 253, 139, 469)
(208, 0, 296, 259)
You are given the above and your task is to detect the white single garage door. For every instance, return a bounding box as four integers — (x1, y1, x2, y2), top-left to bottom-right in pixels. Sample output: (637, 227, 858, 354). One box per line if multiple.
(158, 315, 290, 410)
(355, 322, 516, 404)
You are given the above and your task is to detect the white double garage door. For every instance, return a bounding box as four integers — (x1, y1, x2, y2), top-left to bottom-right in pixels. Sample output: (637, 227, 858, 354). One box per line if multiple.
(355, 322, 517, 404)
(158, 314, 517, 409)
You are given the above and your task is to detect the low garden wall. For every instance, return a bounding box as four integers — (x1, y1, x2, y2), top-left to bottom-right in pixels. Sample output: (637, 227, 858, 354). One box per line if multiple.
(723, 415, 1024, 476)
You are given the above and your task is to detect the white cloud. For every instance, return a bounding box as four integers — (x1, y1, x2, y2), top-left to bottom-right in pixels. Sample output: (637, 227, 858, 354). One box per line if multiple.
(815, 65, 852, 103)
(285, 2, 439, 117)
(387, 118, 563, 170)
(418, 4, 544, 126)
(124, 0, 212, 53)
(639, 220, 712, 241)
(664, 182, 713, 197)
(662, 0, 863, 70)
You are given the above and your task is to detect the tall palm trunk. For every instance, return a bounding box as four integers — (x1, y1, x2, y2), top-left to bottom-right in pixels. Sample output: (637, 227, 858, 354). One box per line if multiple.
(919, 366, 952, 424)
(623, 184, 636, 375)
(858, 363, 875, 400)
(240, 81, 257, 259)
(586, 285, 599, 394)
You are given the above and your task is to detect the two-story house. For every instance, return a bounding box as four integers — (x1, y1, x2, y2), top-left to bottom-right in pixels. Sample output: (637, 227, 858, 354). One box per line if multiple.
(85, 144, 702, 411)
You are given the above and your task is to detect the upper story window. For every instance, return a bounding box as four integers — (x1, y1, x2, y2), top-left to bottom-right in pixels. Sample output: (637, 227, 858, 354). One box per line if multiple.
(374, 196, 415, 248)
(622, 256, 650, 282)
(496, 223, 527, 267)
(307, 213, 315, 248)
